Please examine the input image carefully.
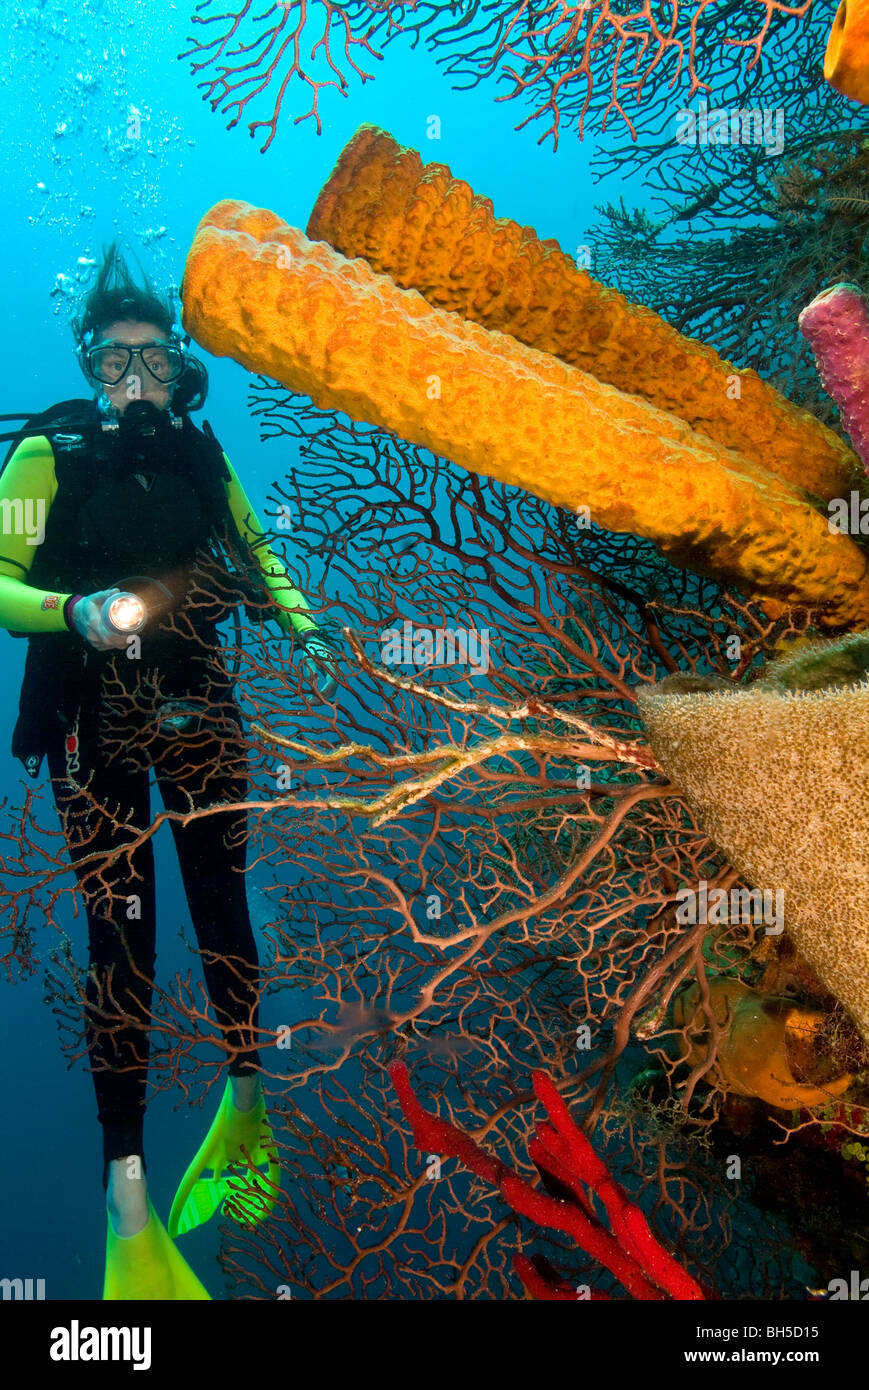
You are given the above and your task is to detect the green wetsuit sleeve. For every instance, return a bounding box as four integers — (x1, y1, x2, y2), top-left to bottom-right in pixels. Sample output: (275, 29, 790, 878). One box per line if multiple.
(0, 437, 72, 632)
(223, 455, 320, 641)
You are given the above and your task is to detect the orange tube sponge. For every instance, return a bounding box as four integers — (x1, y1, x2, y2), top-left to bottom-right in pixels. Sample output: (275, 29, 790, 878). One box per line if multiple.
(307, 125, 859, 503)
(182, 200, 869, 628)
(639, 678, 869, 1043)
(673, 980, 852, 1110)
(825, 0, 869, 104)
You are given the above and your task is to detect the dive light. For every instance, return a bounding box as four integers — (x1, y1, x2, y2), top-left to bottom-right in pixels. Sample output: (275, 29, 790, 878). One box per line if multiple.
(102, 591, 147, 635)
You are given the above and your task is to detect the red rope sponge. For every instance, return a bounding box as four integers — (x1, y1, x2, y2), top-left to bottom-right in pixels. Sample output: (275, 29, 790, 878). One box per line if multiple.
(388, 1060, 706, 1301)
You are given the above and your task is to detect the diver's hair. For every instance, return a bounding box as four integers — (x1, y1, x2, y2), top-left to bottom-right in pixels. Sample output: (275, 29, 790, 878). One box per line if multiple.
(71, 239, 176, 344)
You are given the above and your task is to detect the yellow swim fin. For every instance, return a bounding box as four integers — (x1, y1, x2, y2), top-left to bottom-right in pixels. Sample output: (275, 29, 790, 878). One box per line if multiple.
(168, 1079, 280, 1239)
(103, 1199, 212, 1300)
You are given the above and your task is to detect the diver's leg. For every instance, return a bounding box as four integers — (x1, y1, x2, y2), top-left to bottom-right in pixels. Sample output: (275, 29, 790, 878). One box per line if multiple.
(154, 709, 263, 1088)
(228, 1072, 261, 1112)
(156, 701, 283, 1238)
(46, 712, 156, 1235)
(105, 1157, 149, 1237)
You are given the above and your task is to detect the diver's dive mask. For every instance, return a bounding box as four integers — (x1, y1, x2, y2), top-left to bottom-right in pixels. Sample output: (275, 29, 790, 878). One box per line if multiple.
(78, 327, 209, 414)
(84, 339, 187, 387)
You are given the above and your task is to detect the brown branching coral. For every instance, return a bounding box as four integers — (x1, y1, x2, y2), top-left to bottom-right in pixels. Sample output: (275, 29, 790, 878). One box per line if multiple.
(181, 0, 391, 150)
(391, 0, 813, 147)
(181, 0, 815, 151)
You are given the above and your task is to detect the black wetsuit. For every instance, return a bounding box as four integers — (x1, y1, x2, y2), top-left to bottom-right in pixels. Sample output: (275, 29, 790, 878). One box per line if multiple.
(9, 401, 264, 1179)
(47, 647, 262, 1180)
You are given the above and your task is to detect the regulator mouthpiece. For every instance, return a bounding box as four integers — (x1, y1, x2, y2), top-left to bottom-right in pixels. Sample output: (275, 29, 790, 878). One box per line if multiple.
(103, 592, 146, 634)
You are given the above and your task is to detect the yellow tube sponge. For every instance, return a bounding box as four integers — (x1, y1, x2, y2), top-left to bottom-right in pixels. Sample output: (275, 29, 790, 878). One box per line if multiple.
(639, 679, 869, 1043)
(182, 200, 869, 629)
(825, 0, 869, 104)
(307, 125, 859, 503)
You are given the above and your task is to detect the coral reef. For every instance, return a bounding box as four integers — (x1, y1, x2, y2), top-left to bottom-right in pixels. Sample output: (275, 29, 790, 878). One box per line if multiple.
(182, 199, 869, 627)
(307, 125, 858, 503)
(594, 136, 869, 424)
(19, 383, 862, 1298)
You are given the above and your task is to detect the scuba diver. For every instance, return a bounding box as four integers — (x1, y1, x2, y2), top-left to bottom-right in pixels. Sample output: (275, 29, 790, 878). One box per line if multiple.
(0, 244, 338, 1298)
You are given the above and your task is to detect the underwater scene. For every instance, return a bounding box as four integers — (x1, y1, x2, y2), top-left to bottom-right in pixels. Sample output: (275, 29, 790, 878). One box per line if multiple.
(1, 0, 868, 1356)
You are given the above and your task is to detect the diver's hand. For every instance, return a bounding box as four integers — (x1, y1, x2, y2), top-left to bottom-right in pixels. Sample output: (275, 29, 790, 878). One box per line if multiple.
(69, 588, 130, 651)
(301, 635, 339, 701)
